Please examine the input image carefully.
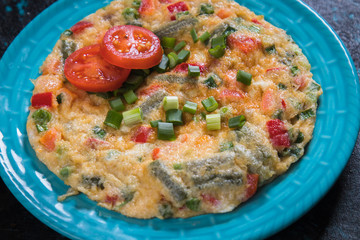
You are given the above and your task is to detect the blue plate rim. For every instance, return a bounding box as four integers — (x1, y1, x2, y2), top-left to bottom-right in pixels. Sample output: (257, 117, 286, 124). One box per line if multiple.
(0, 0, 359, 239)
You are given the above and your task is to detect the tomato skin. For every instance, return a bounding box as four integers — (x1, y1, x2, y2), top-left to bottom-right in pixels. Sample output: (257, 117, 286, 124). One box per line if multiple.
(131, 126, 153, 143)
(101, 25, 163, 69)
(70, 21, 93, 34)
(64, 44, 130, 92)
(266, 119, 291, 147)
(31, 92, 53, 108)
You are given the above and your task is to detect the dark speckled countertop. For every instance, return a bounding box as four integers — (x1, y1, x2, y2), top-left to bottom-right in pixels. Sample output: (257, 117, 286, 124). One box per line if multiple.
(0, 0, 359, 239)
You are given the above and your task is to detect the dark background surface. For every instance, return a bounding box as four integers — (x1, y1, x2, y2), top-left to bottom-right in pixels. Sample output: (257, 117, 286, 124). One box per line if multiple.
(0, 0, 359, 239)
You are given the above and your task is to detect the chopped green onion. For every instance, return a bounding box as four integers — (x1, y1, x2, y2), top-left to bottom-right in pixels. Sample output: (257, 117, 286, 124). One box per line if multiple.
(123, 107, 143, 125)
(159, 204, 173, 218)
(200, 112, 206, 120)
(199, 3, 214, 15)
(156, 54, 169, 73)
(59, 167, 71, 179)
(132, 0, 142, 9)
(208, 45, 225, 58)
(166, 109, 183, 126)
(93, 126, 106, 139)
(206, 113, 221, 130)
(291, 66, 300, 76)
(295, 132, 304, 143)
(173, 163, 183, 170)
(126, 74, 144, 86)
(278, 83, 287, 90)
(199, 31, 211, 43)
(123, 7, 140, 20)
(56, 93, 63, 104)
(131, 69, 150, 77)
(236, 70, 252, 86)
(220, 106, 230, 116)
(158, 122, 176, 140)
(95, 92, 113, 99)
(183, 101, 197, 114)
(173, 41, 186, 52)
(228, 115, 246, 129)
(188, 65, 200, 77)
(265, 45, 276, 54)
(32, 109, 52, 133)
(123, 90, 138, 104)
(190, 28, 198, 43)
(177, 50, 190, 63)
(201, 96, 218, 112)
(62, 29, 73, 36)
(204, 76, 218, 88)
(163, 96, 179, 111)
(150, 120, 163, 128)
(223, 26, 237, 38)
(186, 198, 201, 211)
(109, 97, 125, 111)
(161, 37, 176, 49)
(272, 109, 283, 120)
(176, 11, 189, 20)
(104, 110, 123, 129)
(299, 109, 315, 120)
(211, 36, 226, 48)
(220, 142, 234, 152)
(167, 52, 179, 69)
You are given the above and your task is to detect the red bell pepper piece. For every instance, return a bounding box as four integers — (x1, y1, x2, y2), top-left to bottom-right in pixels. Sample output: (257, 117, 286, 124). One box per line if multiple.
(173, 63, 206, 74)
(105, 195, 119, 207)
(152, 148, 161, 160)
(139, 0, 157, 15)
(39, 128, 58, 151)
(70, 21, 93, 34)
(227, 34, 261, 54)
(266, 119, 291, 147)
(167, 1, 189, 20)
(220, 89, 245, 101)
(245, 173, 259, 200)
(31, 92, 53, 108)
(131, 126, 153, 143)
(201, 193, 219, 206)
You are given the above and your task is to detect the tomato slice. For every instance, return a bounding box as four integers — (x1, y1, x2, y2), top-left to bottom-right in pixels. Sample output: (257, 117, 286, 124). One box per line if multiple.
(101, 25, 163, 69)
(70, 21, 93, 34)
(64, 44, 130, 92)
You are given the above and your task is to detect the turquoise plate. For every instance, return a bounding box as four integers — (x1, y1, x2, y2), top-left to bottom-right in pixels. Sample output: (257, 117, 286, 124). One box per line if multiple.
(0, 0, 359, 239)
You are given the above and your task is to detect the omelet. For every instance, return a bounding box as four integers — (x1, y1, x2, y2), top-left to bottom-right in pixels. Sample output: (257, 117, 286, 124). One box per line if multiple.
(26, 0, 322, 219)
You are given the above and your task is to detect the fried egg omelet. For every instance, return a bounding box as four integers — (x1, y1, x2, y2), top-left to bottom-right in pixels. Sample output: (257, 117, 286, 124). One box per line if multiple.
(26, 0, 322, 219)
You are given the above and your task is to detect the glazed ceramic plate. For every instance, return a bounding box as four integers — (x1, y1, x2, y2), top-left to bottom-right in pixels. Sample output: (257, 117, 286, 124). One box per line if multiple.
(0, 0, 359, 239)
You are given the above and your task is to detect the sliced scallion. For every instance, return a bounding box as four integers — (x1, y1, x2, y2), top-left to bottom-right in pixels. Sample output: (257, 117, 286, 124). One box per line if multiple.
(208, 45, 225, 58)
(132, 0, 142, 9)
(278, 83, 287, 90)
(185, 198, 201, 211)
(104, 110, 123, 129)
(291, 66, 300, 76)
(173, 41, 186, 52)
(32, 109, 52, 133)
(158, 122, 176, 140)
(177, 50, 190, 63)
(190, 28, 198, 43)
(199, 3, 214, 15)
(161, 37, 176, 49)
(299, 109, 315, 120)
(223, 26, 237, 38)
(167, 52, 179, 69)
(265, 45, 276, 54)
(123, 107, 143, 125)
(93, 126, 106, 139)
(206, 114, 221, 130)
(188, 65, 200, 77)
(62, 29, 73, 36)
(122, 7, 140, 20)
(166, 109, 183, 126)
(173, 163, 183, 170)
(199, 31, 211, 43)
(123, 90, 138, 104)
(109, 97, 125, 111)
(183, 101, 197, 114)
(236, 70, 252, 86)
(163, 96, 179, 111)
(150, 120, 163, 128)
(211, 36, 226, 48)
(201, 96, 218, 112)
(156, 54, 169, 73)
(228, 115, 246, 129)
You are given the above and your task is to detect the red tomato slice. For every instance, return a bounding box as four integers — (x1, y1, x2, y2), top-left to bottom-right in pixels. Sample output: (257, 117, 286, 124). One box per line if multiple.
(64, 44, 130, 92)
(70, 21, 93, 34)
(101, 25, 163, 69)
